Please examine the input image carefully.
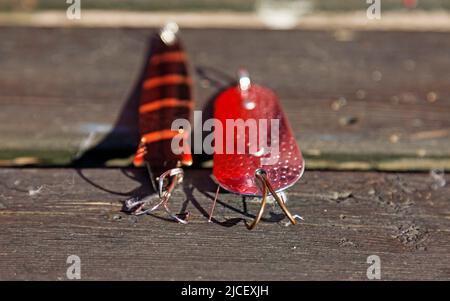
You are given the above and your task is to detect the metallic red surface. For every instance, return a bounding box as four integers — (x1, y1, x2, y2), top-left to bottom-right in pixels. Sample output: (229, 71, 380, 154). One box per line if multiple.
(213, 84, 304, 196)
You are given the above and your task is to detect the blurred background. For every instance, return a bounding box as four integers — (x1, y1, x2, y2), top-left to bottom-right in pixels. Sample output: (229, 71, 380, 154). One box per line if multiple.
(0, 0, 449, 12)
(0, 0, 449, 170)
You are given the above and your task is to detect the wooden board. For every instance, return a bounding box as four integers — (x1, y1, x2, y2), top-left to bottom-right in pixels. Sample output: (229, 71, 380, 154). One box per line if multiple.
(0, 27, 449, 169)
(0, 168, 449, 280)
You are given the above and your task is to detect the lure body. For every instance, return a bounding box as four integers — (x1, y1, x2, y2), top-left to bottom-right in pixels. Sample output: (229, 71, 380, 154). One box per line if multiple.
(134, 30, 193, 172)
(213, 82, 304, 196)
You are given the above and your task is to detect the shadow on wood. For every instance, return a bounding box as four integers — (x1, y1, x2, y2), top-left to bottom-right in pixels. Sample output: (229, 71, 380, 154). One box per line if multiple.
(70, 37, 157, 167)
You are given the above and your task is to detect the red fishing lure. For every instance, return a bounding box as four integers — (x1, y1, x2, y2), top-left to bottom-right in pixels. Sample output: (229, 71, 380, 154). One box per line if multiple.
(211, 70, 304, 229)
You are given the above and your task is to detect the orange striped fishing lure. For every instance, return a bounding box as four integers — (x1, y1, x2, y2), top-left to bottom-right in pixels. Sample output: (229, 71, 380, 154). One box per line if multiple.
(133, 23, 193, 170)
(124, 23, 193, 222)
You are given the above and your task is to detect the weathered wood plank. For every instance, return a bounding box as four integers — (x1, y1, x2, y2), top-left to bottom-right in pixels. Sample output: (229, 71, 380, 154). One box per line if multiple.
(0, 168, 449, 280)
(0, 28, 449, 169)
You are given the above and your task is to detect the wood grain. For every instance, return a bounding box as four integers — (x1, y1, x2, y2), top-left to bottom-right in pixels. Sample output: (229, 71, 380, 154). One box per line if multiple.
(0, 168, 449, 280)
(0, 28, 449, 169)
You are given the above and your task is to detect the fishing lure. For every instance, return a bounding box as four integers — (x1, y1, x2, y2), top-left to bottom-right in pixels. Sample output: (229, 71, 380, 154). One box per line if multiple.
(210, 70, 305, 229)
(123, 23, 193, 222)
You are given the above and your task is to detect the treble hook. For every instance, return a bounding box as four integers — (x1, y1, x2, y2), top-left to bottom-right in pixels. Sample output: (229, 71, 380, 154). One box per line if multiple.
(245, 171, 269, 230)
(246, 169, 302, 230)
(208, 169, 302, 230)
(157, 167, 188, 224)
(123, 167, 188, 224)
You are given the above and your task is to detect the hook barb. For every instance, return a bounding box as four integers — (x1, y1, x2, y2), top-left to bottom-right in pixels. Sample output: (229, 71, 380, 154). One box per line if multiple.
(246, 169, 300, 230)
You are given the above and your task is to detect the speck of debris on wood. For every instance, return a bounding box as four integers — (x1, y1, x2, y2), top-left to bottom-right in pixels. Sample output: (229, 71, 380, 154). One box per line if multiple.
(339, 116, 358, 126)
(28, 186, 44, 196)
(103, 212, 123, 221)
(339, 214, 346, 220)
(430, 169, 446, 190)
(112, 214, 122, 221)
(416, 149, 427, 157)
(393, 224, 429, 250)
(338, 237, 356, 248)
(329, 191, 353, 202)
(389, 134, 400, 143)
(331, 97, 347, 111)
(426, 91, 438, 103)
